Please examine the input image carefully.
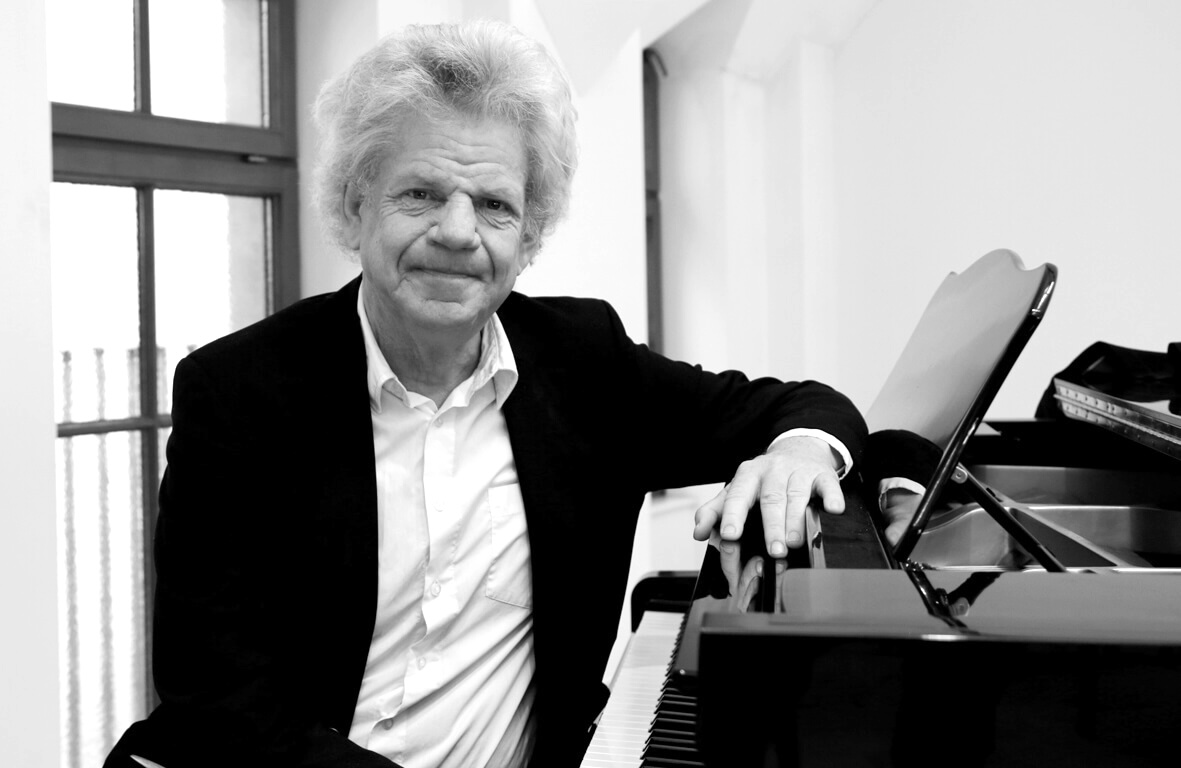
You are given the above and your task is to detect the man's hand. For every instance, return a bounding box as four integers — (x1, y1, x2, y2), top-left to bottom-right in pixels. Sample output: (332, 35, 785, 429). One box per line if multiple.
(692, 435, 845, 557)
(880, 486, 923, 546)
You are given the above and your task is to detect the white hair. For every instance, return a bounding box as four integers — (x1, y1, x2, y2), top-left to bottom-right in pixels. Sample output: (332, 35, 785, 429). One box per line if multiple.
(312, 20, 578, 253)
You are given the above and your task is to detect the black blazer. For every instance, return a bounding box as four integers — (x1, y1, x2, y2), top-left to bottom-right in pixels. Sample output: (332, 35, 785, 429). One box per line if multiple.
(106, 276, 866, 768)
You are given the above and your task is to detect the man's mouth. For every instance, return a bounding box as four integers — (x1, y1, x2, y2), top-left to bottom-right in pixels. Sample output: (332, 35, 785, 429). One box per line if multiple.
(415, 268, 477, 280)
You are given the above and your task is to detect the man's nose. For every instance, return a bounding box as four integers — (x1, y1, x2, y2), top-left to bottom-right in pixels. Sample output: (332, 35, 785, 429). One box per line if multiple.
(430, 196, 481, 250)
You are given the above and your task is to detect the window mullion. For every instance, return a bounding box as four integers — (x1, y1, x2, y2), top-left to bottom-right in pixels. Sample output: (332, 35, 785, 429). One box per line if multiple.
(267, 0, 298, 154)
(136, 186, 161, 713)
(134, 0, 152, 114)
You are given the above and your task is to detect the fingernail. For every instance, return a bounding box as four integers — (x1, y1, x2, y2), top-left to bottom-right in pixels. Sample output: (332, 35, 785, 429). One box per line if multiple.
(756, 559, 764, 575)
(770, 541, 785, 557)
(722, 524, 737, 538)
(787, 531, 803, 546)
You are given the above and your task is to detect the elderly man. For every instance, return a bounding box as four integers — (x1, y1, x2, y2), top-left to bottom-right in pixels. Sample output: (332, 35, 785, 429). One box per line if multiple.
(105, 20, 866, 768)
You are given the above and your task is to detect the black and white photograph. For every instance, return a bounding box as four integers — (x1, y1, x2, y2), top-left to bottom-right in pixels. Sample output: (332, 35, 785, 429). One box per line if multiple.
(4, 2, 1180, 767)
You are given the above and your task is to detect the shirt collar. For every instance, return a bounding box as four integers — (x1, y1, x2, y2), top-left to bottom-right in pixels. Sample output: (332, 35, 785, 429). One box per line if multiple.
(357, 286, 519, 413)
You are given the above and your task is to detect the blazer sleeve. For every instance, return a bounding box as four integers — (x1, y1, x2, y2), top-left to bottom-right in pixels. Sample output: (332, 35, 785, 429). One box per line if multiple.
(597, 300, 867, 492)
(105, 355, 396, 768)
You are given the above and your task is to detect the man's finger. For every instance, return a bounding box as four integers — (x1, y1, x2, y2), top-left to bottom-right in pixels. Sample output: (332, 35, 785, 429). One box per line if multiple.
(758, 463, 791, 557)
(693, 485, 727, 541)
(783, 470, 817, 549)
(719, 464, 759, 541)
(719, 537, 741, 595)
(814, 471, 845, 514)
(886, 519, 909, 546)
(734, 556, 763, 613)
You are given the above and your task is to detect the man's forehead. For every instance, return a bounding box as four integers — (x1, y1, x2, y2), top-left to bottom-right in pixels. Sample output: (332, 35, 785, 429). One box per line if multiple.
(381, 114, 527, 196)
(396, 155, 523, 186)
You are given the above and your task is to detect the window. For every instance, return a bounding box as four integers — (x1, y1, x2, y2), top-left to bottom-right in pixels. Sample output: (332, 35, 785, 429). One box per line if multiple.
(47, 2, 299, 766)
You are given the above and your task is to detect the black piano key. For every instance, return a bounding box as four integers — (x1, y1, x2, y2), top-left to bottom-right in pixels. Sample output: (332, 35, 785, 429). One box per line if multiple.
(641, 756, 706, 767)
(651, 714, 696, 733)
(646, 738, 700, 757)
(646, 728, 698, 747)
(643, 623, 705, 766)
(654, 699, 696, 716)
(651, 708, 696, 723)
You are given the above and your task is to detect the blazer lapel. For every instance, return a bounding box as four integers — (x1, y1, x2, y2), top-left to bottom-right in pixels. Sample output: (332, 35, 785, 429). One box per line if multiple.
(300, 276, 381, 730)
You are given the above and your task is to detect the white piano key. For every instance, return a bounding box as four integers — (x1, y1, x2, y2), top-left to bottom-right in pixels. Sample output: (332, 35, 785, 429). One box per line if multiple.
(579, 611, 685, 767)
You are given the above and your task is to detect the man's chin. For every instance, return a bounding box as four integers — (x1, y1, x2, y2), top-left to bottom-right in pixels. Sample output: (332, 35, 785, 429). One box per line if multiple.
(408, 299, 488, 334)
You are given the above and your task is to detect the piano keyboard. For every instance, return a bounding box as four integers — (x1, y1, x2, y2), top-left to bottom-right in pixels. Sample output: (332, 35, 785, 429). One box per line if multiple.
(580, 610, 704, 767)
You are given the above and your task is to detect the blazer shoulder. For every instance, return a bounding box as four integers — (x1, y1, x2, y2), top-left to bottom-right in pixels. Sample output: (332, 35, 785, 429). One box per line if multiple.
(185, 278, 361, 372)
(498, 292, 628, 347)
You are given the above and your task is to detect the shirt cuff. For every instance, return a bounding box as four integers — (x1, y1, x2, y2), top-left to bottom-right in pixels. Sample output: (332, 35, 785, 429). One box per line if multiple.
(768, 429, 853, 479)
(876, 476, 926, 514)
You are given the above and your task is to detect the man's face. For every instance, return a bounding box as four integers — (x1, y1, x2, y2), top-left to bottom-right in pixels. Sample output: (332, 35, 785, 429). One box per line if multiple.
(343, 112, 536, 344)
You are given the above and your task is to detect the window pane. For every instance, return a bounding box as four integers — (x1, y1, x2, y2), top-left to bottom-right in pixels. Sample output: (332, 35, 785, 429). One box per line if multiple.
(46, 0, 135, 111)
(51, 183, 141, 424)
(57, 431, 147, 768)
(155, 190, 269, 398)
(149, 0, 266, 126)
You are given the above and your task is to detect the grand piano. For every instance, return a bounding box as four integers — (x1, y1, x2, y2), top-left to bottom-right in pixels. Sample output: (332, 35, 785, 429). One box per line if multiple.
(581, 251, 1181, 767)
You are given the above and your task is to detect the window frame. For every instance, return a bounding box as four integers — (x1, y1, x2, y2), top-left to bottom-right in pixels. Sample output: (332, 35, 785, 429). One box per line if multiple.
(50, 0, 300, 723)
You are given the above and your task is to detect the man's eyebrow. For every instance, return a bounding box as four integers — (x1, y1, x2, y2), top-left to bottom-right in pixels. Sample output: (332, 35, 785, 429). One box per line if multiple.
(388, 168, 442, 189)
(480, 182, 525, 203)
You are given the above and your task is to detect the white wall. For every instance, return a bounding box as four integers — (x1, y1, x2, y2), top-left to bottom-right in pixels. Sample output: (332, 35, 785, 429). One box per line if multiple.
(654, 0, 877, 387)
(295, 0, 376, 298)
(0, 1, 61, 766)
(657, 0, 1181, 422)
(835, 0, 1181, 418)
(647, 0, 878, 585)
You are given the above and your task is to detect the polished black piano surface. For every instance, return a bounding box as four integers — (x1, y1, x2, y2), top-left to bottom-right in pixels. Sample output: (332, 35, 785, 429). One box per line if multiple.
(582, 414, 1181, 768)
(581, 252, 1181, 767)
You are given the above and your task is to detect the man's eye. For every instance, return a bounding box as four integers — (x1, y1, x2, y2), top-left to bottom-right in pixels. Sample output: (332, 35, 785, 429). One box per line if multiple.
(406, 190, 430, 200)
(484, 199, 509, 213)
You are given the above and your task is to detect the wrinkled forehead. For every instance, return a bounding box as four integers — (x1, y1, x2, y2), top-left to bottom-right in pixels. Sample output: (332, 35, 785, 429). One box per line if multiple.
(377, 111, 529, 198)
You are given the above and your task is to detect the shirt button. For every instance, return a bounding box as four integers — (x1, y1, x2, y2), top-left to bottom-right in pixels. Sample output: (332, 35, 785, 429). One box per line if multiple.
(430, 582, 442, 597)
(381, 719, 394, 731)
(433, 418, 443, 428)
(418, 657, 427, 670)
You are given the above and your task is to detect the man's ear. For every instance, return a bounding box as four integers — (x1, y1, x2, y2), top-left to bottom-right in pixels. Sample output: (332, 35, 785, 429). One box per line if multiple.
(517, 235, 540, 272)
(341, 182, 365, 250)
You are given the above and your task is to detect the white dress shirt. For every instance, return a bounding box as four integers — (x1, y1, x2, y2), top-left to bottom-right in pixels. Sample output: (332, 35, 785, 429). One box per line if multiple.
(348, 292, 535, 768)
